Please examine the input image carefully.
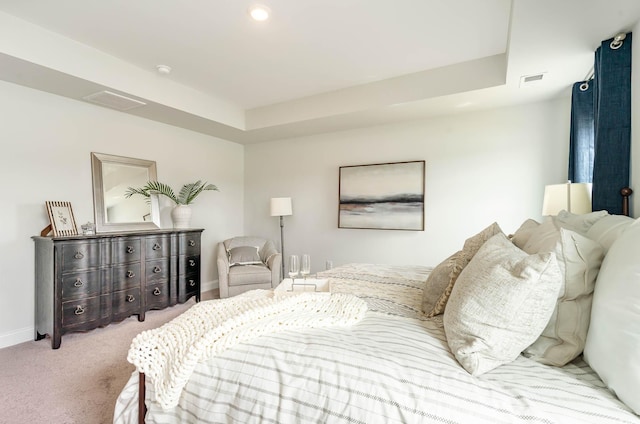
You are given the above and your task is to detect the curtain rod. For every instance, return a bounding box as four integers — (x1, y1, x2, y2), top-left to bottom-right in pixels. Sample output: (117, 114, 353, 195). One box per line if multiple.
(581, 32, 627, 86)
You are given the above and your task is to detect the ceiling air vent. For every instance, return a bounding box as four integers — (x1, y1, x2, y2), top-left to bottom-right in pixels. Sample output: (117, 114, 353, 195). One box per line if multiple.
(82, 90, 147, 111)
(519, 72, 547, 88)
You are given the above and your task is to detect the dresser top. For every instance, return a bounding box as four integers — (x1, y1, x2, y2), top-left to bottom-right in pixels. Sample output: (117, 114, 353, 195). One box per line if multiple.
(33, 228, 204, 241)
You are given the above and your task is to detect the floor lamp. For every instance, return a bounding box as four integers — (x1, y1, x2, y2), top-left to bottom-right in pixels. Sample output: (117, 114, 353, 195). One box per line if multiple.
(270, 197, 292, 279)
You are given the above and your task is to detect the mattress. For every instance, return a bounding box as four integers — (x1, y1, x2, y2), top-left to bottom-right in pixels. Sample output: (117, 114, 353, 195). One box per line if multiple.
(114, 264, 639, 424)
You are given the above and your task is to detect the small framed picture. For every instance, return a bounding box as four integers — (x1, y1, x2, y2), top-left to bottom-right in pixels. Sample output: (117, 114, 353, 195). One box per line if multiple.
(46, 201, 78, 236)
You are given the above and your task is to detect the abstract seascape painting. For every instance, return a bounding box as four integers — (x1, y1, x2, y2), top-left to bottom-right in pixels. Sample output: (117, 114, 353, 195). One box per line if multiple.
(338, 161, 425, 230)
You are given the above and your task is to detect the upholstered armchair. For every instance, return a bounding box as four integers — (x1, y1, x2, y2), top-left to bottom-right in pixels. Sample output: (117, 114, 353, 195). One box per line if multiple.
(217, 236, 282, 298)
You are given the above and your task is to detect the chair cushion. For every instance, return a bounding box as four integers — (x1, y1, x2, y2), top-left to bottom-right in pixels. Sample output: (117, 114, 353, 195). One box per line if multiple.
(228, 264, 272, 286)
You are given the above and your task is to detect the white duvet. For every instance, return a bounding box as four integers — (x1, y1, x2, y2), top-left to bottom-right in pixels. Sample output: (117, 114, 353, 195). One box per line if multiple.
(114, 264, 640, 424)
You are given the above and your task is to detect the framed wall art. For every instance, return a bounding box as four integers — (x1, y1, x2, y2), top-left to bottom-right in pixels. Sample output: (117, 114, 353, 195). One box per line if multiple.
(45, 201, 79, 236)
(338, 160, 425, 231)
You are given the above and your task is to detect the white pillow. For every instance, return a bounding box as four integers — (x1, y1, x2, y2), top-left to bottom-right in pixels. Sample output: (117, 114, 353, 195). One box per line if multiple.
(585, 214, 635, 252)
(584, 218, 640, 415)
(554, 210, 608, 235)
(522, 220, 604, 366)
(444, 233, 562, 376)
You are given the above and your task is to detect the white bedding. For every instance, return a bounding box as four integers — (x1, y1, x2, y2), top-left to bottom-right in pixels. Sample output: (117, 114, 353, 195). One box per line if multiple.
(114, 264, 640, 424)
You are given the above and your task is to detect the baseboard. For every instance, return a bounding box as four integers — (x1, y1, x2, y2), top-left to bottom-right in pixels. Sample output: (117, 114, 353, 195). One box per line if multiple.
(0, 326, 33, 349)
(201, 279, 218, 293)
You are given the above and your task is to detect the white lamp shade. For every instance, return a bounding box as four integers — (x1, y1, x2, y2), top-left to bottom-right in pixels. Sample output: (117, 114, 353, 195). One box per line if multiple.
(270, 197, 292, 216)
(542, 182, 592, 215)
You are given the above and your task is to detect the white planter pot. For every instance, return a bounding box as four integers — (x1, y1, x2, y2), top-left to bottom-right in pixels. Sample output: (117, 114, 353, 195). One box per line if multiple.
(171, 205, 192, 229)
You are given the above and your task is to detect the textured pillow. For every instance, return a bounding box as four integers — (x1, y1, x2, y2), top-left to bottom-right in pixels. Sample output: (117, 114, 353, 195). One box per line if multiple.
(584, 219, 640, 415)
(227, 246, 262, 267)
(522, 220, 604, 366)
(444, 233, 561, 376)
(424, 222, 502, 317)
(585, 214, 635, 252)
(554, 210, 608, 235)
(510, 218, 540, 249)
(421, 251, 460, 316)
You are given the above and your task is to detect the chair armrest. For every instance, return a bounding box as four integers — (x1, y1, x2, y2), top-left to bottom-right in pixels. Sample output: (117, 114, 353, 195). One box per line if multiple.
(267, 253, 282, 287)
(216, 242, 230, 298)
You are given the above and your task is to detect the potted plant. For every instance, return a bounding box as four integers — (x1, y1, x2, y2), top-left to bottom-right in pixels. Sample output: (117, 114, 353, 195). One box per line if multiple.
(125, 180, 218, 228)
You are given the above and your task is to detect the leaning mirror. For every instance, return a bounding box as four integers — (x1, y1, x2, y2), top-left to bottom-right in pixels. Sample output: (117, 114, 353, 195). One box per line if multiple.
(91, 152, 160, 232)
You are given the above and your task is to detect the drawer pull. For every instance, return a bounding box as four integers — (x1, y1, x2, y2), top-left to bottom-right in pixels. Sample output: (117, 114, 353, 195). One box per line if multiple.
(126, 246, 135, 254)
(74, 251, 84, 260)
(74, 305, 85, 315)
(153, 266, 161, 273)
(153, 243, 161, 250)
(126, 270, 135, 278)
(189, 259, 196, 267)
(126, 294, 135, 303)
(189, 240, 196, 247)
(73, 278, 84, 288)
(189, 279, 196, 287)
(153, 287, 162, 296)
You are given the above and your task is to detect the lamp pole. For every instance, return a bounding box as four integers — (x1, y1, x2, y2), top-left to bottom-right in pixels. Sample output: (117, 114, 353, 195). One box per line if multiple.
(279, 215, 285, 278)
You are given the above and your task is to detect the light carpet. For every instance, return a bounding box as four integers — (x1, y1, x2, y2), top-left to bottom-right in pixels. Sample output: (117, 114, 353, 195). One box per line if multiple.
(0, 291, 215, 424)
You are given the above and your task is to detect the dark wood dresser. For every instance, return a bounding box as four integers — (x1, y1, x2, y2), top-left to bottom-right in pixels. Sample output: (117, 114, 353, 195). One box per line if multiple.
(33, 228, 203, 349)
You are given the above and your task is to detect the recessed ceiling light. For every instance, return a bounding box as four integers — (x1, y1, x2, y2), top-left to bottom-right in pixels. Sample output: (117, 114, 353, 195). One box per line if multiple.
(248, 4, 270, 21)
(156, 65, 172, 75)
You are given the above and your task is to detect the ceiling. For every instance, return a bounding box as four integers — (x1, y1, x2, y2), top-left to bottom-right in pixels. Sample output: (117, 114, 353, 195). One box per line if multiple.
(0, 0, 639, 144)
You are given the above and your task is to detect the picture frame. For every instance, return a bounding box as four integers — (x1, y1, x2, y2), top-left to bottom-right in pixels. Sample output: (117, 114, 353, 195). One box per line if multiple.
(338, 160, 425, 231)
(45, 201, 79, 236)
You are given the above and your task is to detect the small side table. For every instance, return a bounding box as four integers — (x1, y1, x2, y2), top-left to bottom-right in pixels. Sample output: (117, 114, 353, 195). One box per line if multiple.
(275, 278, 330, 292)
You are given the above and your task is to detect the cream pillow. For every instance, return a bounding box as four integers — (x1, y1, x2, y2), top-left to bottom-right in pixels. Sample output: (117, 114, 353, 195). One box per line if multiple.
(522, 221, 604, 366)
(444, 233, 561, 376)
(584, 219, 640, 415)
(227, 246, 262, 267)
(424, 222, 502, 317)
(510, 218, 540, 250)
(585, 214, 634, 252)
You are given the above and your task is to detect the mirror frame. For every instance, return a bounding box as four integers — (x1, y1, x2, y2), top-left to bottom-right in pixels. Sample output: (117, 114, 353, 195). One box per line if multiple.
(91, 152, 160, 233)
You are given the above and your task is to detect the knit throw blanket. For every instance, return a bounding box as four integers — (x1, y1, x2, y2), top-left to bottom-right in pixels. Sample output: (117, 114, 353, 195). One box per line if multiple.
(127, 290, 368, 410)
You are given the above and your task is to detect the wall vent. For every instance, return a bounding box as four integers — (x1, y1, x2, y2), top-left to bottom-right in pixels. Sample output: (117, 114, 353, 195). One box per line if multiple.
(519, 72, 547, 88)
(82, 90, 147, 111)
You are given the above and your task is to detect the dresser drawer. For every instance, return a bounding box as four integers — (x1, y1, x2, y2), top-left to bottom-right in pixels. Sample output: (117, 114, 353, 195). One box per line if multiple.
(145, 235, 170, 260)
(112, 263, 142, 291)
(60, 242, 99, 272)
(112, 238, 141, 264)
(180, 232, 201, 256)
(112, 287, 141, 320)
(61, 270, 101, 301)
(179, 255, 200, 276)
(180, 272, 200, 298)
(62, 296, 102, 329)
(145, 280, 170, 310)
(145, 258, 170, 283)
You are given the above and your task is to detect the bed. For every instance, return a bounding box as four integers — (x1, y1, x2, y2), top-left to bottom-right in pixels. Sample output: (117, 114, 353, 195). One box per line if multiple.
(113, 210, 640, 423)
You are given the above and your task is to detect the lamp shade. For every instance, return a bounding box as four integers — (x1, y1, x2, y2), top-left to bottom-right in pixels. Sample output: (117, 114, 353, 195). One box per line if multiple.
(270, 197, 292, 216)
(542, 182, 592, 215)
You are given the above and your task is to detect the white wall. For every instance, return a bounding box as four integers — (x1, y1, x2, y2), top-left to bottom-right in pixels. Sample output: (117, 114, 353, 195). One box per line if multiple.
(0, 80, 244, 348)
(244, 98, 571, 275)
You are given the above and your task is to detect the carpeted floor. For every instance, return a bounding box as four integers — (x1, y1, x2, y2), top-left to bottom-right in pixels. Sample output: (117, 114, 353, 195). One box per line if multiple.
(0, 290, 217, 424)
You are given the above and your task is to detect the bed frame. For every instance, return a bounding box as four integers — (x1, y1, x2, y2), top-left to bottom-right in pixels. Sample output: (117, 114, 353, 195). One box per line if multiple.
(134, 187, 634, 424)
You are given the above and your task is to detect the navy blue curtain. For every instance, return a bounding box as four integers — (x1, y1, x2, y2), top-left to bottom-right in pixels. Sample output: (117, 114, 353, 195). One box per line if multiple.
(568, 81, 594, 183)
(568, 33, 632, 215)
